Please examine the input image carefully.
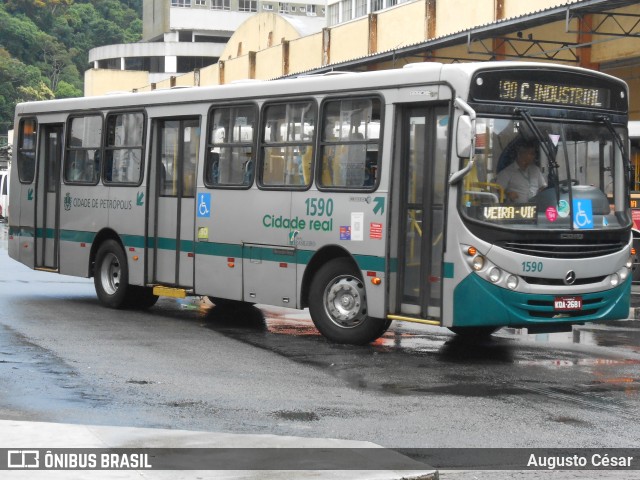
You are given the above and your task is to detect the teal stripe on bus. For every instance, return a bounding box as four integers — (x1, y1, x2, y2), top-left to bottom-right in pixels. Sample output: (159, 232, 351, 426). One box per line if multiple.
(60, 230, 96, 243)
(443, 262, 454, 279)
(9, 226, 34, 237)
(11, 226, 388, 272)
(36, 228, 56, 239)
(194, 242, 244, 258)
(121, 234, 146, 249)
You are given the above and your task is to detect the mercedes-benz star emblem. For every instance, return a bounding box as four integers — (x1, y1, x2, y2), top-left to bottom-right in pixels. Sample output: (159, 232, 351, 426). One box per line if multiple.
(564, 271, 576, 285)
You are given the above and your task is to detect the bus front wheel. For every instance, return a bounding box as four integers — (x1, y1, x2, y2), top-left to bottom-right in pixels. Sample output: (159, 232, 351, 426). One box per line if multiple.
(309, 258, 388, 345)
(94, 240, 130, 309)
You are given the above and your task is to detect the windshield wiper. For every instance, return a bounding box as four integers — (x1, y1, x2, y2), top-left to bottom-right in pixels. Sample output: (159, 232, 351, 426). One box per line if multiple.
(514, 107, 561, 200)
(597, 115, 631, 188)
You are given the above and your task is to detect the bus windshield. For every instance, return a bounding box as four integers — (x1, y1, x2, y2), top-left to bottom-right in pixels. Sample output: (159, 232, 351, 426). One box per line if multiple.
(459, 117, 630, 231)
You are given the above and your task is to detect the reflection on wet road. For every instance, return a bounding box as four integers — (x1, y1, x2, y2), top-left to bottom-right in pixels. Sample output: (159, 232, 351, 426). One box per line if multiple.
(197, 298, 640, 416)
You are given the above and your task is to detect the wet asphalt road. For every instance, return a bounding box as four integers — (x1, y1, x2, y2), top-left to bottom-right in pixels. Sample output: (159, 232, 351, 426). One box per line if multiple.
(1, 224, 640, 479)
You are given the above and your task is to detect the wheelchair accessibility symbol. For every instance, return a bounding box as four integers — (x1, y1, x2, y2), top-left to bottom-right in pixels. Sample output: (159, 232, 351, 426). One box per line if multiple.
(572, 199, 593, 229)
(197, 193, 211, 218)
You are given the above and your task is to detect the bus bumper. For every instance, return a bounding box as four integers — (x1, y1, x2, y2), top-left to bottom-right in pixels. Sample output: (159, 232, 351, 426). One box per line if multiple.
(452, 273, 631, 330)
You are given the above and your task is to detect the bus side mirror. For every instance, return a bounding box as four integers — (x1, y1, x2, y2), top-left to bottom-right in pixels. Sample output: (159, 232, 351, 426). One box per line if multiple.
(456, 115, 472, 158)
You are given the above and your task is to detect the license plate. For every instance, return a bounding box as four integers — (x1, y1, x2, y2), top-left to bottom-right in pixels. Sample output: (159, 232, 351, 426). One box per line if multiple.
(554, 296, 582, 311)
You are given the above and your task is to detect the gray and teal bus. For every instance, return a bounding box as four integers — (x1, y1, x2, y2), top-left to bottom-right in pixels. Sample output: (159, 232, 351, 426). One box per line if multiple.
(8, 61, 633, 344)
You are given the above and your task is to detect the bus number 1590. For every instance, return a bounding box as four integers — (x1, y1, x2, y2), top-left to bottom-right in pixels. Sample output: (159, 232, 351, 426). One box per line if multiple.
(522, 261, 543, 273)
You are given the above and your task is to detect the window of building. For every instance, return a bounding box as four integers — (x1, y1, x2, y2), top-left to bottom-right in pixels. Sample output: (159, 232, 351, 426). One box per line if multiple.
(260, 101, 316, 188)
(211, 0, 230, 10)
(239, 0, 257, 11)
(319, 97, 382, 190)
(205, 105, 257, 188)
(171, 0, 192, 6)
(263, 4, 274, 10)
(65, 115, 103, 185)
(327, 3, 339, 25)
(341, 0, 351, 21)
(17, 118, 37, 184)
(104, 112, 145, 185)
(371, 0, 383, 11)
(279, 2, 289, 13)
(355, 0, 366, 17)
(195, 0, 207, 5)
(307, 4, 316, 15)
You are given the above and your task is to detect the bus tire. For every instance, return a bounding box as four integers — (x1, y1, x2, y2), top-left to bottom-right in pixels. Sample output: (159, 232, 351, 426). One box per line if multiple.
(127, 286, 159, 309)
(94, 239, 130, 309)
(448, 327, 498, 337)
(309, 258, 387, 345)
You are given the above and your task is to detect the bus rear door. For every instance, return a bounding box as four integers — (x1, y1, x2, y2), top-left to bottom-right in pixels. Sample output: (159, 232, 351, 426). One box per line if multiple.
(35, 124, 63, 270)
(151, 118, 199, 288)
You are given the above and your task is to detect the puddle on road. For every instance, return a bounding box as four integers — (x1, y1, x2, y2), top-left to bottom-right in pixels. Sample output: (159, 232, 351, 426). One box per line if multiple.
(197, 296, 640, 356)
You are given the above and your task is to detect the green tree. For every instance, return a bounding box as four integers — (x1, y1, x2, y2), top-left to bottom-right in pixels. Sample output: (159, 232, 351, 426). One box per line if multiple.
(0, 47, 48, 132)
(54, 80, 82, 98)
(0, 0, 142, 132)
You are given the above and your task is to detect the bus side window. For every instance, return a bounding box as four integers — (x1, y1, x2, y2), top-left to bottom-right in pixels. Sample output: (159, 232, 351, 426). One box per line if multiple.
(318, 97, 381, 190)
(260, 101, 316, 188)
(65, 115, 102, 185)
(17, 118, 37, 184)
(104, 112, 144, 185)
(206, 105, 256, 188)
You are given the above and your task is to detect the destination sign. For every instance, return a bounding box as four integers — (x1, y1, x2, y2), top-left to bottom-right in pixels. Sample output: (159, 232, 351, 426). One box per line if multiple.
(498, 80, 607, 108)
(483, 204, 537, 224)
(469, 69, 626, 112)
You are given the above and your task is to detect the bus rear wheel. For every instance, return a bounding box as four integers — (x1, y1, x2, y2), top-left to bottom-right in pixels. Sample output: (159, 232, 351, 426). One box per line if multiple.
(94, 239, 130, 309)
(309, 258, 388, 345)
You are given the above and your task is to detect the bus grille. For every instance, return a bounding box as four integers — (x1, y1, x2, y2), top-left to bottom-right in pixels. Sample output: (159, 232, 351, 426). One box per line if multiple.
(497, 241, 625, 258)
(521, 275, 607, 286)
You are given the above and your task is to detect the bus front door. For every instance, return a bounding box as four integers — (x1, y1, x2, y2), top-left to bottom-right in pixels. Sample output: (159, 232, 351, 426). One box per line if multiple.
(35, 124, 63, 270)
(396, 106, 447, 320)
(152, 118, 200, 288)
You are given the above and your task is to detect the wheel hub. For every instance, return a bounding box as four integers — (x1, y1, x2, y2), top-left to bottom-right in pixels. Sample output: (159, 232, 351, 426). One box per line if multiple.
(324, 276, 366, 328)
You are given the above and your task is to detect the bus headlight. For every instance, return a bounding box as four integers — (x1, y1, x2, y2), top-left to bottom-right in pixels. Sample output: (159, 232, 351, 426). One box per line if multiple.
(472, 255, 485, 271)
(626, 256, 634, 269)
(610, 273, 620, 287)
(488, 267, 501, 283)
(506, 275, 519, 290)
(620, 269, 629, 281)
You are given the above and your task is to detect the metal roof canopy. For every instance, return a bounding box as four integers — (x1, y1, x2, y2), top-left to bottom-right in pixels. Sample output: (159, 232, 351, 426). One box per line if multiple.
(288, 0, 640, 76)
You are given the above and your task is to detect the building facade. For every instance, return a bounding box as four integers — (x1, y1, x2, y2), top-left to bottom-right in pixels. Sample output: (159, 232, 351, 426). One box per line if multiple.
(86, 0, 326, 94)
(85, 0, 640, 121)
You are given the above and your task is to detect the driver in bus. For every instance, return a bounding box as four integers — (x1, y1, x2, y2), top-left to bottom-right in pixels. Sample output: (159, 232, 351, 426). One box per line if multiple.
(496, 139, 547, 203)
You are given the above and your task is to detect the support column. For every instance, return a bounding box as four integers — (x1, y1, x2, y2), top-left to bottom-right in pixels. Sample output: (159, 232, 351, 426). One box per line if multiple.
(282, 40, 290, 76)
(322, 27, 331, 66)
(577, 14, 598, 70)
(368, 14, 378, 55)
(219, 60, 225, 85)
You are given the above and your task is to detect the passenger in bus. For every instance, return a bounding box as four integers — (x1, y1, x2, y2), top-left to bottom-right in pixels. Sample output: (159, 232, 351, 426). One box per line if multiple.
(496, 139, 547, 203)
(68, 157, 83, 182)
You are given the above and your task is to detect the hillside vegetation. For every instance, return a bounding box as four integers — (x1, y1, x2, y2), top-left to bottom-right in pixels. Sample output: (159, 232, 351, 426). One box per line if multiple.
(0, 0, 142, 133)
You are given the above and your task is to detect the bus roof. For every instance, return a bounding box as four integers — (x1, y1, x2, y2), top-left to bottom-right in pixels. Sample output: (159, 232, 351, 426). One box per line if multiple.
(14, 61, 626, 116)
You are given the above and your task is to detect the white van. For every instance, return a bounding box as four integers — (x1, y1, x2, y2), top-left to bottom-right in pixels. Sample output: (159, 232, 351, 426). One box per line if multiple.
(0, 169, 8, 222)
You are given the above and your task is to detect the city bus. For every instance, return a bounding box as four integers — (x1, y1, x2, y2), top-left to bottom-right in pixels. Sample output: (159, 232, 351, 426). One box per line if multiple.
(8, 61, 634, 344)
